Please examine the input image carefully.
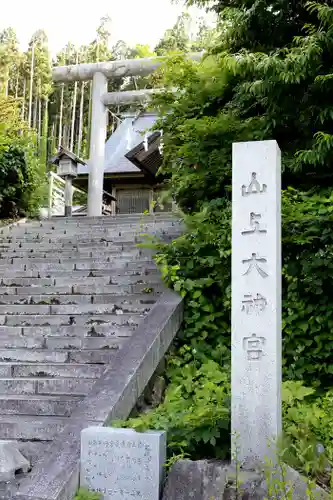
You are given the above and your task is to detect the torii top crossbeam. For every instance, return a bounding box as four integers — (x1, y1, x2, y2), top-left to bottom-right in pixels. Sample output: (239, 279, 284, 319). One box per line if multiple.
(52, 53, 202, 82)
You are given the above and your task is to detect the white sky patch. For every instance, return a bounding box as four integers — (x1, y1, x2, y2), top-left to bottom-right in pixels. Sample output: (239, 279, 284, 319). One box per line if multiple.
(0, 0, 215, 55)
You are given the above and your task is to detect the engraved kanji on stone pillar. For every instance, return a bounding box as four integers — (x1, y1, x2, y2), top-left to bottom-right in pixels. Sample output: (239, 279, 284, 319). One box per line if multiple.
(232, 141, 282, 467)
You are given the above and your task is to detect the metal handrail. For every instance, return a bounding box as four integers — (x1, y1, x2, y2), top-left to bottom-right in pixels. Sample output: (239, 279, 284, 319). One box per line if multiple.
(48, 171, 88, 218)
(47, 171, 116, 218)
(48, 171, 86, 195)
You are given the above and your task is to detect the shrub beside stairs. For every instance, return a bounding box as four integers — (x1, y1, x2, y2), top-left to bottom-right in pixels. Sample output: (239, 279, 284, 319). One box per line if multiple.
(0, 214, 183, 500)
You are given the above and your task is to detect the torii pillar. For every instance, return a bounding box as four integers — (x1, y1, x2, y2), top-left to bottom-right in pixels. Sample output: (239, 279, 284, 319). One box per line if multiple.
(88, 72, 108, 216)
(52, 54, 202, 216)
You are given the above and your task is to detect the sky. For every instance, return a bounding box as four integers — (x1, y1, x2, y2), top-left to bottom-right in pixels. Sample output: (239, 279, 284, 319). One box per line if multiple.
(0, 0, 214, 55)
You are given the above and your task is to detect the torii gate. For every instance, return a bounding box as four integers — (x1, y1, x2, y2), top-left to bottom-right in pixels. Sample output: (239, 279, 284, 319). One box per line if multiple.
(52, 54, 201, 217)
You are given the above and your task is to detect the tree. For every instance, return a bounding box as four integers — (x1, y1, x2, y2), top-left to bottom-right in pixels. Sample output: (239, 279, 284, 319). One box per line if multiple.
(151, 1, 333, 392)
(0, 95, 47, 216)
(185, 0, 330, 52)
(155, 12, 192, 55)
(0, 28, 19, 97)
(89, 15, 113, 62)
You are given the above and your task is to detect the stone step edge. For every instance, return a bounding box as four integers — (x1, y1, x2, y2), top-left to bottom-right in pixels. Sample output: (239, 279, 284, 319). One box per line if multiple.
(0, 394, 82, 400)
(0, 290, 160, 300)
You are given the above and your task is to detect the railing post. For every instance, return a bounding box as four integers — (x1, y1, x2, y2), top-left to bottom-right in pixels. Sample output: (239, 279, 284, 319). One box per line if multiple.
(48, 172, 54, 219)
(111, 187, 116, 216)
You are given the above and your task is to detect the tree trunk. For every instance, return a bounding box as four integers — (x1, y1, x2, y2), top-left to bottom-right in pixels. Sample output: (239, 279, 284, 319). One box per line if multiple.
(33, 93, 38, 130)
(38, 96, 42, 140)
(77, 82, 85, 157)
(40, 98, 48, 168)
(64, 124, 70, 150)
(21, 79, 26, 121)
(28, 41, 35, 128)
(15, 75, 19, 99)
(58, 84, 64, 149)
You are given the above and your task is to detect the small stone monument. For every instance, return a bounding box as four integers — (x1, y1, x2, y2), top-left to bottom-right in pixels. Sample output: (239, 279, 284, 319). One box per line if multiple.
(231, 140, 282, 467)
(0, 441, 30, 481)
(81, 427, 166, 500)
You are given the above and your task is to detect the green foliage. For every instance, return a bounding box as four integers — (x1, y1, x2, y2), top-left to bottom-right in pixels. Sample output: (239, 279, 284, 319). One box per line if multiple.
(150, 2, 333, 387)
(185, 0, 329, 53)
(282, 188, 333, 385)
(118, 0, 333, 482)
(280, 381, 333, 485)
(155, 200, 231, 363)
(73, 488, 101, 500)
(115, 359, 230, 460)
(0, 96, 47, 217)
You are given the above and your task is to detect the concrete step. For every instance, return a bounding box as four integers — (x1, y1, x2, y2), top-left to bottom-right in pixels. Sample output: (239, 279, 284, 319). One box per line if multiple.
(13, 217, 179, 229)
(46, 335, 127, 350)
(3, 312, 142, 327)
(12, 229, 178, 241)
(0, 349, 118, 364)
(45, 214, 177, 224)
(0, 362, 105, 378)
(3, 230, 182, 244)
(2, 248, 152, 262)
(0, 394, 81, 416)
(1, 277, 54, 286)
(0, 296, 156, 315)
(52, 213, 176, 220)
(0, 270, 159, 287)
(4, 241, 119, 251)
(0, 259, 155, 274)
(1, 268, 156, 279)
(0, 283, 162, 296)
(16, 220, 180, 231)
(1, 249, 146, 260)
(0, 334, 127, 350)
(1, 243, 141, 257)
(0, 324, 135, 338)
(4, 240, 135, 251)
(0, 415, 70, 440)
(0, 377, 96, 396)
(4, 225, 179, 237)
(0, 258, 153, 273)
(0, 290, 160, 304)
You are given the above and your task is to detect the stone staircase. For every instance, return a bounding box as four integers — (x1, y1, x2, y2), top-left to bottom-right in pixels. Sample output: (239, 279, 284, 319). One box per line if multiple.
(0, 213, 182, 485)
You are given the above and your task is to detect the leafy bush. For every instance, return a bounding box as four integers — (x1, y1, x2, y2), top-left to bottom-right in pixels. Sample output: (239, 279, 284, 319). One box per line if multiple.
(282, 189, 333, 386)
(149, 2, 333, 387)
(120, 1, 333, 481)
(119, 359, 230, 460)
(0, 96, 47, 218)
(281, 381, 333, 485)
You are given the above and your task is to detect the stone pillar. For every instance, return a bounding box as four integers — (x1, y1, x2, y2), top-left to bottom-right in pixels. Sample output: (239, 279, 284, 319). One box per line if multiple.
(231, 140, 281, 467)
(88, 72, 108, 217)
(64, 176, 73, 217)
